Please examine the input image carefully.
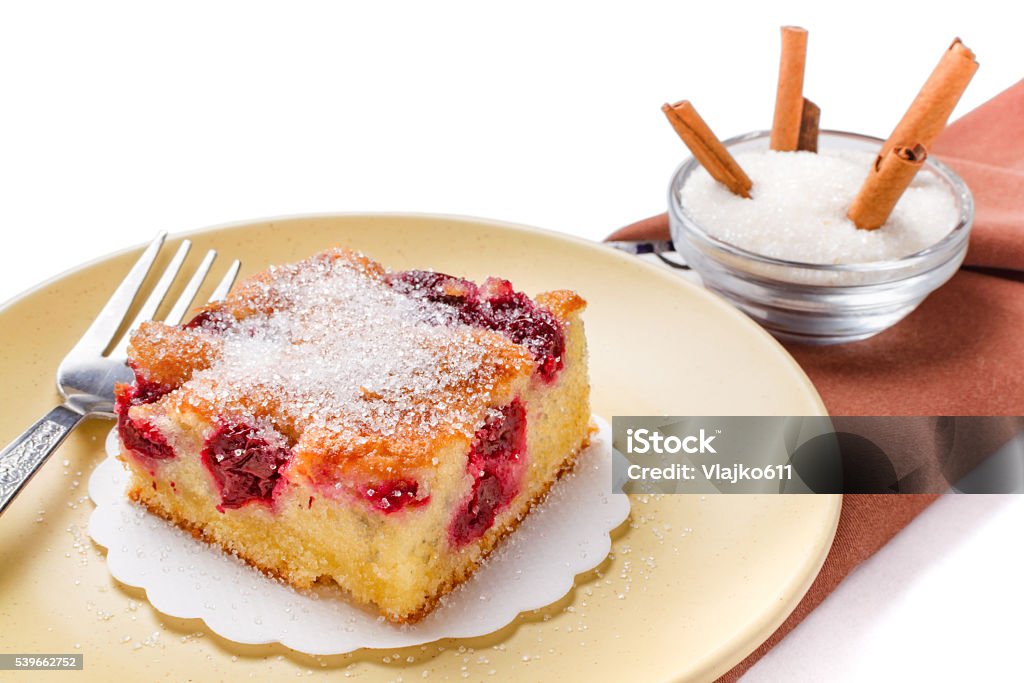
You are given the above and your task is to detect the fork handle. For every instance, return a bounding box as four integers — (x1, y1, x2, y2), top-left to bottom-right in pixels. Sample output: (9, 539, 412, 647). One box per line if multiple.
(0, 405, 86, 515)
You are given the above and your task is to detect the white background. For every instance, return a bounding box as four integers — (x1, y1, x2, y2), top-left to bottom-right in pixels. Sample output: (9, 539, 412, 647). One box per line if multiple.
(1, 2, 1021, 680)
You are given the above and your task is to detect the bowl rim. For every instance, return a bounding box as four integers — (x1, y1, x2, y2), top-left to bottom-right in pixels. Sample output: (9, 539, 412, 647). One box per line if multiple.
(667, 129, 975, 275)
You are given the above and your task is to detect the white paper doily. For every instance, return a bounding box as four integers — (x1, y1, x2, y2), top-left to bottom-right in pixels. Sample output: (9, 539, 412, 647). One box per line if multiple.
(87, 416, 628, 654)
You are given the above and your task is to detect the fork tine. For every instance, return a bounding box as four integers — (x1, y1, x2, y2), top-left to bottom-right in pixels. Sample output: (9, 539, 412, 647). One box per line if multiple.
(109, 240, 192, 356)
(68, 233, 166, 356)
(208, 259, 241, 303)
(164, 250, 217, 325)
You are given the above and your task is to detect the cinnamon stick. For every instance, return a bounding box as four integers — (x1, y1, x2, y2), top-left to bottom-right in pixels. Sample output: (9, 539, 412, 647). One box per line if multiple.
(848, 144, 928, 230)
(797, 98, 820, 152)
(662, 100, 752, 198)
(770, 26, 809, 151)
(880, 38, 978, 157)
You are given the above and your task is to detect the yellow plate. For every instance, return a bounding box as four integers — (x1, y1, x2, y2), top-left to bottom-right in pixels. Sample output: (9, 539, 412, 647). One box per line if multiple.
(0, 214, 839, 682)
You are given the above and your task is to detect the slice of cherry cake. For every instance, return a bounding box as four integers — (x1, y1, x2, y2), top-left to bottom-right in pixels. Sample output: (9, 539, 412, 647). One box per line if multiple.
(115, 248, 590, 623)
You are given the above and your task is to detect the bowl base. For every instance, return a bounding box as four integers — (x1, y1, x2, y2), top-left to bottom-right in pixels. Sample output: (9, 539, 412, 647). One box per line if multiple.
(764, 327, 885, 346)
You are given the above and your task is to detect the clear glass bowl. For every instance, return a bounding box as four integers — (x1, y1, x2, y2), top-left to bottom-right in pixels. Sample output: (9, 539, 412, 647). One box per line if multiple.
(667, 130, 974, 345)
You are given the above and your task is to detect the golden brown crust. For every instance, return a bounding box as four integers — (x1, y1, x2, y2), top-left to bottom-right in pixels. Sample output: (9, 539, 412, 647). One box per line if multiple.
(536, 289, 587, 320)
(289, 328, 534, 478)
(127, 321, 222, 387)
(220, 247, 386, 320)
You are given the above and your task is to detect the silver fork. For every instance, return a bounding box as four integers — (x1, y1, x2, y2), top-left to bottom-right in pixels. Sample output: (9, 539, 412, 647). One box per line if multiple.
(0, 233, 240, 514)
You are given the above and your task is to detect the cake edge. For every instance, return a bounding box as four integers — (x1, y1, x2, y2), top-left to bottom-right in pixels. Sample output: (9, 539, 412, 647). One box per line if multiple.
(122, 425, 595, 625)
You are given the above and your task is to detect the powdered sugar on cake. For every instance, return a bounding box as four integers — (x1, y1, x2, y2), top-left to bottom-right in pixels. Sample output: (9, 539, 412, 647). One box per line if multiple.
(132, 250, 535, 466)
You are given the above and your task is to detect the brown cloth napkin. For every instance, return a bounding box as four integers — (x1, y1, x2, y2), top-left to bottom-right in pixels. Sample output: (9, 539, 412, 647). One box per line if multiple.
(606, 81, 1024, 681)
